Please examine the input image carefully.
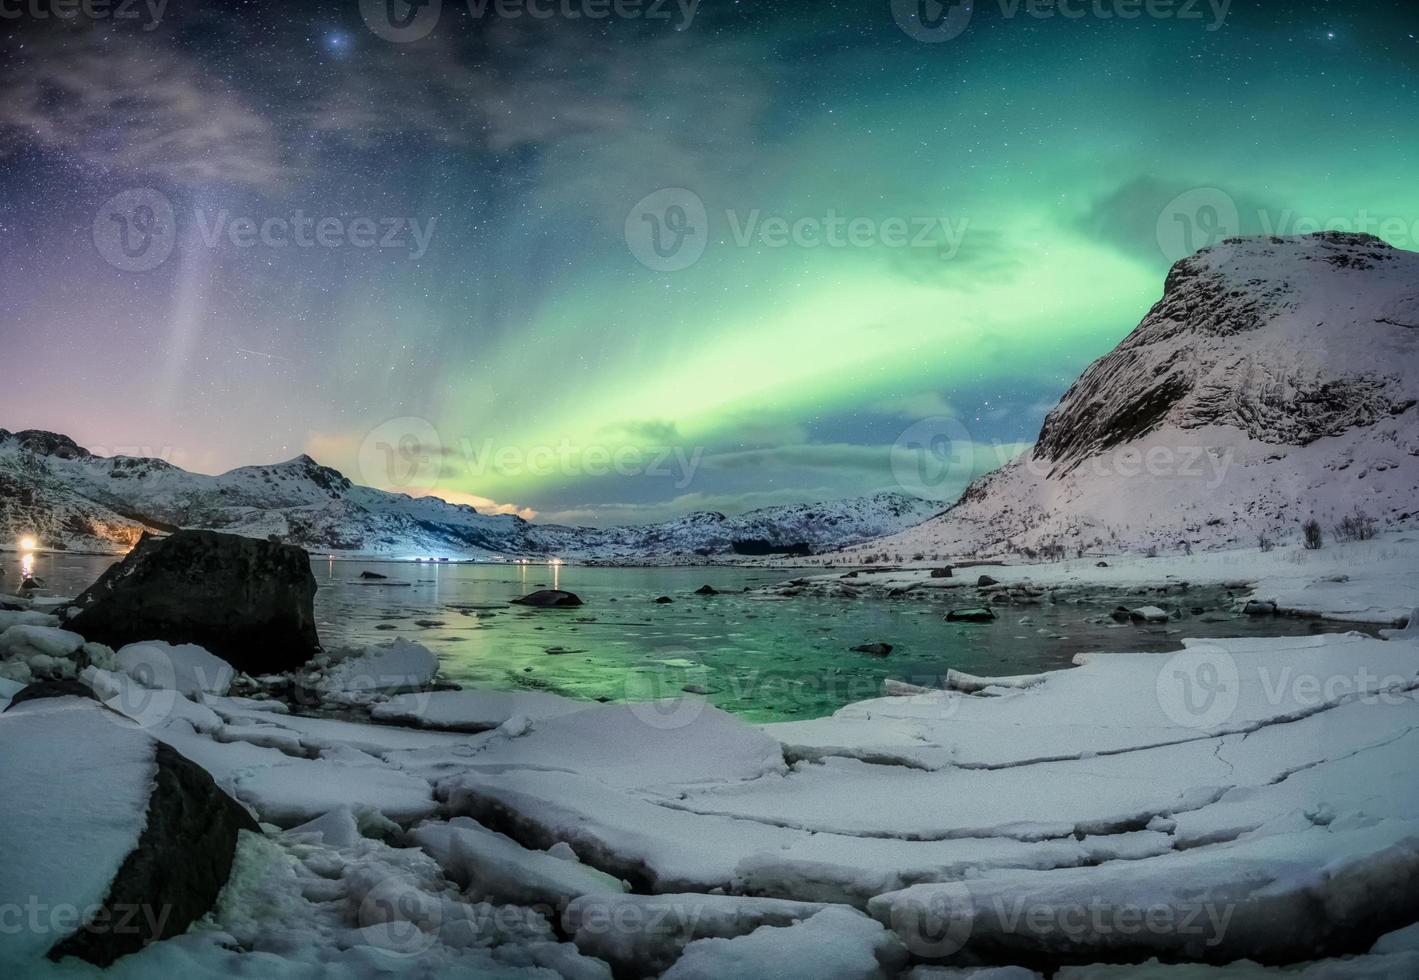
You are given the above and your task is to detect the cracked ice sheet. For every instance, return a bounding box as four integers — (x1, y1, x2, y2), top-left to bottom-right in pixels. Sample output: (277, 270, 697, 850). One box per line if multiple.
(423, 701, 788, 791)
(439, 768, 1174, 904)
(869, 818, 1419, 965)
(664, 691, 1419, 841)
(763, 632, 1419, 770)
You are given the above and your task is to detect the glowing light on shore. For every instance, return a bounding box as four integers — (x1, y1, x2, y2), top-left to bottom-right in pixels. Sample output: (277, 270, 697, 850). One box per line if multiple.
(19, 536, 37, 553)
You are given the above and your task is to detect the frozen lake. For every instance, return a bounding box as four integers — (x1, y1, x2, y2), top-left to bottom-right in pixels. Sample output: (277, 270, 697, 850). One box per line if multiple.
(16, 550, 1373, 722)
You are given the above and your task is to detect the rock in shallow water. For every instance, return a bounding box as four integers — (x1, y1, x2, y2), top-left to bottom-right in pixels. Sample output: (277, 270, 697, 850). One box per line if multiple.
(511, 589, 584, 608)
(64, 530, 320, 675)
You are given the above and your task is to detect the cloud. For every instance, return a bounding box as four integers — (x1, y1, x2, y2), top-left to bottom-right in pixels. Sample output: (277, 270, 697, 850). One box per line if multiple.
(539, 485, 850, 526)
(408, 488, 536, 520)
(869, 391, 961, 420)
(1073, 175, 1276, 263)
(0, 27, 285, 190)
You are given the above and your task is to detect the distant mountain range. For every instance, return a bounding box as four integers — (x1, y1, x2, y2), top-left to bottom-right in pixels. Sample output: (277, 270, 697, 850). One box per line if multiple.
(848, 232, 1419, 560)
(0, 429, 939, 562)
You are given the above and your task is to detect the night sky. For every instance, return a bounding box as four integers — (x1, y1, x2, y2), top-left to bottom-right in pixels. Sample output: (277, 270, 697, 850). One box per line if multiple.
(2, 0, 1416, 524)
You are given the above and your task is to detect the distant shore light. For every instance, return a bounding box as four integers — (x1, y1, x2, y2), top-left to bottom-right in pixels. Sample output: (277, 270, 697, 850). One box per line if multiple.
(19, 536, 37, 552)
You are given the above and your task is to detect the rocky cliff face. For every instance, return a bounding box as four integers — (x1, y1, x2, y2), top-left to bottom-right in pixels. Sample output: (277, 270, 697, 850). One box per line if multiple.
(852, 233, 1419, 558)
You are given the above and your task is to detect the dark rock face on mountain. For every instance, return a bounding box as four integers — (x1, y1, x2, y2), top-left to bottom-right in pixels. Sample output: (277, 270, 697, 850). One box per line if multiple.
(66, 530, 321, 674)
(1034, 233, 1417, 471)
(850, 233, 1419, 558)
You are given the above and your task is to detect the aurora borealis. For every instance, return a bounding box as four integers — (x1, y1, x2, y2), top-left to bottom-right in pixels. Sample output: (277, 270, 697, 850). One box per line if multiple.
(2, 1, 1417, 524)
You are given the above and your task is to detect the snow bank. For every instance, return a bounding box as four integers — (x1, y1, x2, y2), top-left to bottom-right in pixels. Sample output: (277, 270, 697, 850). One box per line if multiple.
(371, 688, 585, 732)
(411, 816, 626, 907)
(564, 892, 833, 975)
(116, 640, 235, 697)
(312, 638, 439, 697)
(661, 906, 906, 980)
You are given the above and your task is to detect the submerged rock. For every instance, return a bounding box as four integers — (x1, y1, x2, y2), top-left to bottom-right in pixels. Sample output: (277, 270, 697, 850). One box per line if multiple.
(850, 642, 894, 656)
(358, 570, 388, 580)
(511, 589, 584, 608)
(655, 596, 674, 604)
(947, 607, 996, 623)
(976, 574, 1000, 587)
(694, 585, 719, 595)
(65, 530, 321, 676)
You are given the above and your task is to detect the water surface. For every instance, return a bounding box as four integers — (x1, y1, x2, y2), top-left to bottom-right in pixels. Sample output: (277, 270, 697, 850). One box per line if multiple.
(14, 552, 1368, 722)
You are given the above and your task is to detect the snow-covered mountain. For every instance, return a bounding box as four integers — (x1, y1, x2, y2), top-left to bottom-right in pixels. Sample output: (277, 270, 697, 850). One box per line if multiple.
(848, 232, 1419, 560)
(0, 430, 938, 561)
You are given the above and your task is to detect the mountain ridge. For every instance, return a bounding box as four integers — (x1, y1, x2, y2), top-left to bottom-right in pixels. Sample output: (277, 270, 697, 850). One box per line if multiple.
(0, 430, 939, 562)
(842, 232, 1419, 560)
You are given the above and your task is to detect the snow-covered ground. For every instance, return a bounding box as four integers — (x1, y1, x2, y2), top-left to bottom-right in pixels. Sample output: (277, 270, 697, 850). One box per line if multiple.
(2, 544, 1417, 976)
(792, 529, 1419, 627)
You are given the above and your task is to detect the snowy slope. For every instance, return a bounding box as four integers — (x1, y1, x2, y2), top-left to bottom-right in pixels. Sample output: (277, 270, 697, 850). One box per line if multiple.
(0, 430, 937, 560)
(852, 232, 1419, 560)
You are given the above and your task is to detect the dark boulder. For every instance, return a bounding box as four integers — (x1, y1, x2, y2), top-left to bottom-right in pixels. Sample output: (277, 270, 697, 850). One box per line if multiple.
(359, 570, 388, 580)
(65, 530, 320, 675)
(1096, 561, 1110, 568)
(850, 642, 893, 656)
(946, 607, 996, 623)
(2, 698, 257, 968)
(654, 596, 674, 604)
(3, 678, 100, 711)
(929, 567, 953, 578)
(976, 575, 999, 587)
(694, 585, 719, 596)
(48, 741, 259, 966)
(511, 589, 584, 608)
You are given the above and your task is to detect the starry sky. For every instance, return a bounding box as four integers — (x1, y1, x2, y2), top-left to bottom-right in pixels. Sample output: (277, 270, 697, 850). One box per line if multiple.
(2, 0, 1417, 525)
